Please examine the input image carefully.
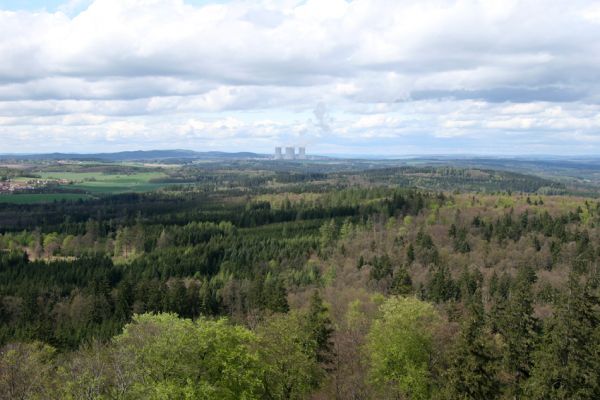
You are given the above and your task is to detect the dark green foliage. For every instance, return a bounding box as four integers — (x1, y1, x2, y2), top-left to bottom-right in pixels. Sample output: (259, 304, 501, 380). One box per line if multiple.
(306, 291, 334, 366)
(415, 230, 439, 265)
(453, 226, 471, 253)
(458, 267, 483, 302)
(263, 275, 290, 313)
(369, 254, 393, 281)
(497, 267, 539, 398)
(527, 275, 600, 399)
(443, 292, 501, 399)
(425, 265, 460, 303)
(390, 266, 413, 295)
(406, 243, 415, 263)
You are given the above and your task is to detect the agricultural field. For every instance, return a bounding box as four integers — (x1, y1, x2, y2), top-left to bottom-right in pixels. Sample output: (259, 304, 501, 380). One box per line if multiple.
(0, 166, 171, 203)
(38, 171, 168, 194)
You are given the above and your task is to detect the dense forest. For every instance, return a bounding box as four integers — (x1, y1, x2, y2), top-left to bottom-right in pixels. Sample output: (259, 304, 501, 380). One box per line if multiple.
(0, 162, 599, 399)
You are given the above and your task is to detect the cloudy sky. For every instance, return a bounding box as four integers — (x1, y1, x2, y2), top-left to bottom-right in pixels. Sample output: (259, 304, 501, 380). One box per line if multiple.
(1, 0, 600, 155)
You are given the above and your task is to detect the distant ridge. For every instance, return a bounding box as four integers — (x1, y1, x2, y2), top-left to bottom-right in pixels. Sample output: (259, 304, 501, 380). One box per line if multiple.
(0, 149, 270, 162)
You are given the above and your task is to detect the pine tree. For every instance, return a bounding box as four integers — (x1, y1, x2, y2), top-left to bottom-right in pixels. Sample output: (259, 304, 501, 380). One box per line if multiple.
(263, 275, 289, 313)
(305, 291, 334, 366)
(89, 276, 112, 325)
(426, 265, 460, 303)
(527, 274, 600, 399)
(443, 291, 500, 399)
(407, 243, 415, 264)
(114, 279, 134, 322)
(199, 280, 217, 315)
(499, 267, 539, 398)
(390, 266, 413, 295)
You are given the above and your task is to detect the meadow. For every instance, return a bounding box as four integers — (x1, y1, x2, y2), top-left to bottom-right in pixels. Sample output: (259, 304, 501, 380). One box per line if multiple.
(41, 171, 167, 194)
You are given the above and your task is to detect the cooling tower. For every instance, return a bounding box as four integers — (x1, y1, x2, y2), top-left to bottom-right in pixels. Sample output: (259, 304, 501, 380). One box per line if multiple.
(284, 147, 295, 160)
(298, 147, 306, 159)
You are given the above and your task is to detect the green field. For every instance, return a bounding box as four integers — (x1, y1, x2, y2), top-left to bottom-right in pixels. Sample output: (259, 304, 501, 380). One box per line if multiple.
(0, 171, 169, 204)
(39, 171, 167, 194)
(0, 193, 94, 204)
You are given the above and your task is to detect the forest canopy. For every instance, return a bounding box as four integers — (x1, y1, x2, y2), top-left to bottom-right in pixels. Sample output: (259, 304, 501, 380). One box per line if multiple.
(0, 161, 599, 399)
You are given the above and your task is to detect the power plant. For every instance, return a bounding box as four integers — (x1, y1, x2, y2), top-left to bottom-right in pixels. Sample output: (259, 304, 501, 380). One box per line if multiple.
(274, 146, 307, 160)
(285, 147, 295, 160)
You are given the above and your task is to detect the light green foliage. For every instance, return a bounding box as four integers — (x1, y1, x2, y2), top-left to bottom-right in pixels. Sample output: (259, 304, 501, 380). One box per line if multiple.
(385, 217, 397, 231)
(340, 218, 355, 240)
(114, 313, 263, 400)
(0, 341, 57, 400)
(58, 341, 118, 400)
(495, 196, 515, 209)
(319, 219, 338, 250)
(43, 232, 60, 255)
(256, 311, 321, 400)
(366, 296, 440, 400)
(580, 205, 591, 226)
(426, 204, 439, 225)
(322, 265, 337, 286)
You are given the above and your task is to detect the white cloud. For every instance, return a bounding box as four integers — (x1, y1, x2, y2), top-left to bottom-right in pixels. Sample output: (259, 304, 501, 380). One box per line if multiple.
(0, 0, 599, 154)
(106, 120, 146, 141)
(580, 4, 600, 23)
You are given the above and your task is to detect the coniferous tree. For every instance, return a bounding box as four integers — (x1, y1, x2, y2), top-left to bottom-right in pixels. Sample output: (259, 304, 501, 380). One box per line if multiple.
(199, 280, 217, 315)
(114, 279, 134, 322)
(527, 274, 600, 399)
(390, 266, 413, 295)
(443, 291, 500, 400)
(426, 265, 460, 303)
(305, 291, 334, 366)
(407, 243, 415, 264)
(263, 276, 289, 313)
(498, 266, 539, 398)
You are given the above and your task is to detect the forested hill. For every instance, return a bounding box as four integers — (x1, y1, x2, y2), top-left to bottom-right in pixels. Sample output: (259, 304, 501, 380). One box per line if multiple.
(342, 166, 565, 194)
(0, 149, 269, 162)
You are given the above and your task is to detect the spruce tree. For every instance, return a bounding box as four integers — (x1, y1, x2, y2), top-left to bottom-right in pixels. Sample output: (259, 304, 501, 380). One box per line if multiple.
(443, 291, 500, 399)
(305, 290, 334, 366)
(527, 274, 600, 399)
(499, 266, 539, 398)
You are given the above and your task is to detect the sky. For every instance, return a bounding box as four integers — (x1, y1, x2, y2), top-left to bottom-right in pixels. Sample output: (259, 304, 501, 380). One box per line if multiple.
(1, 0, 600, 155)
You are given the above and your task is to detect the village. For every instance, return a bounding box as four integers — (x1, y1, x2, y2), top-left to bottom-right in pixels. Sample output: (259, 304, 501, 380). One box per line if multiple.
(0, 178, 72, 194)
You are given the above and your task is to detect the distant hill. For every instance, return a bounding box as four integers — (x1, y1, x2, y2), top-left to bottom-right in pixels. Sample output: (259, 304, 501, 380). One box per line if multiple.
(0, 150, 270, 162)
